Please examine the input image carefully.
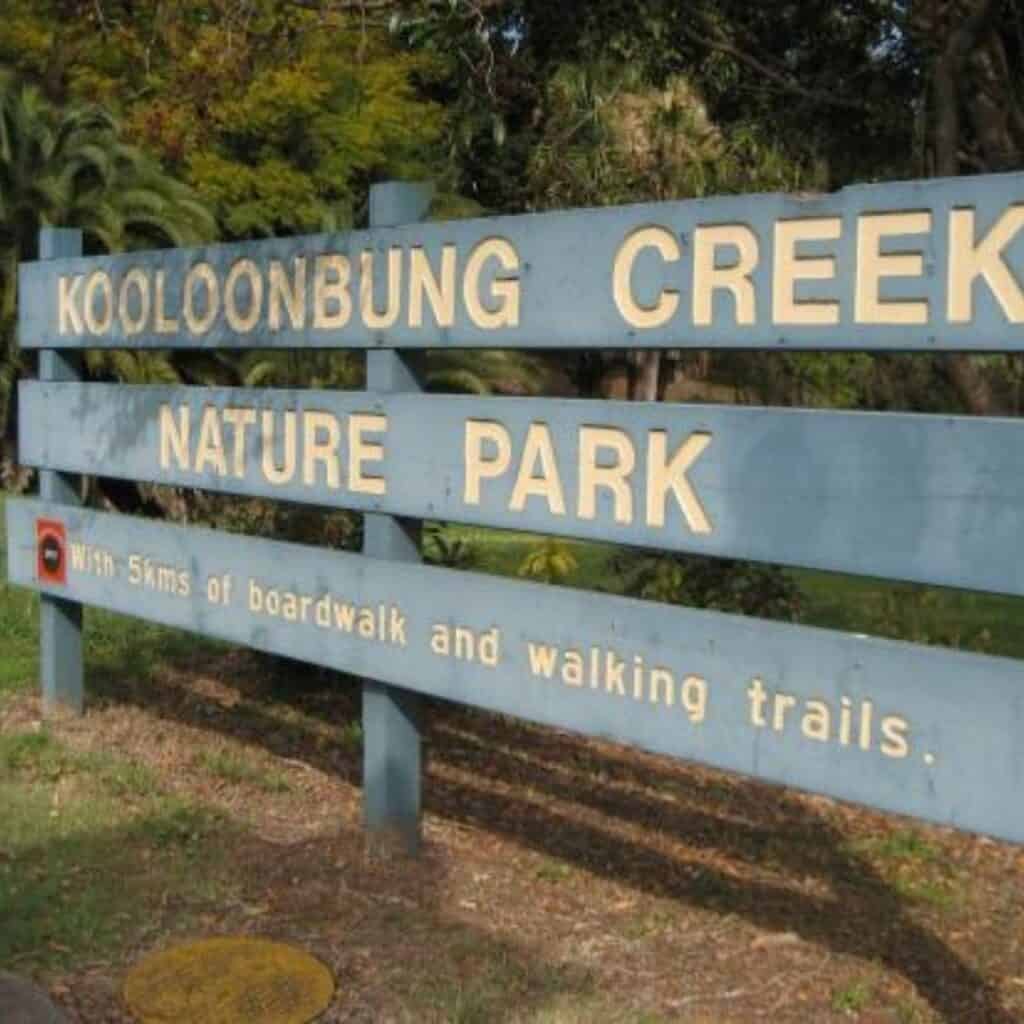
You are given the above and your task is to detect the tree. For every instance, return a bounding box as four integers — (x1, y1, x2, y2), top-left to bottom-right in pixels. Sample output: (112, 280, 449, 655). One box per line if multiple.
(904, 0, 1024, 413)
(524, 60, 818, 401)
(0, 1, 449, 240)
(0, 71, 214, 453)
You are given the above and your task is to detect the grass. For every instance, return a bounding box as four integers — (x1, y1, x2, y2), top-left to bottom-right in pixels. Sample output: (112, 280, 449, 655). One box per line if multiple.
(0, 493, 242, 972)
(622, 908, 674, 941)
(849, 830, 940, 865)
(193, 747, 291, 793)
(338, 718, 363, 752)
(436, 523, 1024, 660)
(0, 730, 158, 797)
(847, 829, 961, 911)
(795, 570, 1024, 659)
(0, 727, 235, 972)
(535, 860, 572, 883)
(831, 980, 874, 1015)
(0, 501, 41, 696)
(410, 939, 573, 1024)
(892, 877, 959, 910)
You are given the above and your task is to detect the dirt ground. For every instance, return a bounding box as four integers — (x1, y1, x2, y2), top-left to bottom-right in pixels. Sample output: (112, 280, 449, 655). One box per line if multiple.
(4, 647, 1024, 1023)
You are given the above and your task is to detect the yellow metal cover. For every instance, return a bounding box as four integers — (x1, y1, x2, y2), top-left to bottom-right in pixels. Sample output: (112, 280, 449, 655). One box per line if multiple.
(122, 936, 334, 1024)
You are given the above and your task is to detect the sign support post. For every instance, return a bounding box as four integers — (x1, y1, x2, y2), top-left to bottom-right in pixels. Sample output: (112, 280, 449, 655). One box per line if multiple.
(361, 182, 434, 855)
(37, 227, 84, 715)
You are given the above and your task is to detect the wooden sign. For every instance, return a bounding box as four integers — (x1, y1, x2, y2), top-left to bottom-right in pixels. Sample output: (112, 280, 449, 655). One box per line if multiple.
(19, 381, 1024, 596)
(10, 496, 1024, 844)
(18, 173, 1024, 352)
(11, 174, 1024, 852)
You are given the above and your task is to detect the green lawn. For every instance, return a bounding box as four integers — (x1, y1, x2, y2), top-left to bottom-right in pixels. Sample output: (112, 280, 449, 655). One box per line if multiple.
(0, 494, 238, 971)
(795, 568, 1024, 659)
(435, 521, 1024, 660)
(0, 729, 235, 972)
(0, 493, 42, 696)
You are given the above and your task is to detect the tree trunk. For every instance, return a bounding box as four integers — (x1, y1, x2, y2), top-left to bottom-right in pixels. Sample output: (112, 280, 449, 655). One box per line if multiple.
(946, 354, 996, 415)
(931, 47, 960, 176)
(631, 350, 660, 401)
(923, 0, 1003, 414)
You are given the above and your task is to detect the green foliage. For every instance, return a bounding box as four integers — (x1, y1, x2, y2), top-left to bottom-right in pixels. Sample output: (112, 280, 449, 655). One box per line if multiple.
(0, 0, 1017, 473)
(520, 58, 829, 407)
(718, 351, 879, 410)
(527, 62, 819, 212)
(181, 35, 444, 237)
(338, 719, 364, 753)
(831, 980, 873, 1015)
(425, 349, 553, 396)
(236, 349, 361, 391)
(423, 522, 478, 570)
(618, 552, 803, 622)
(193, 748, 291, 794)
(0, 728, 233, 972)
(192, 493, 362, 553)
(851, 830, 940, 865)
(517, 540, 579, 585)
(2, 0, 987, 415)
(796, 569, 1018, 656)
(0, 71, 212, 258)
(0, 2, 448, 240)
(82, 349, 184, 389)
(0, 69, 213, 443)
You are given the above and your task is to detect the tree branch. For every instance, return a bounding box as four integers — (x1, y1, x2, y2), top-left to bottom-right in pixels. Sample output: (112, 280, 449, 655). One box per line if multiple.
(675, 19, 866, 112)
(930, 0, 1004, 176)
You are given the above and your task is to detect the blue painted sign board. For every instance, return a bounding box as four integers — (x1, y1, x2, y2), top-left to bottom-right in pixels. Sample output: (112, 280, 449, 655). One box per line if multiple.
(19, 380, 1024, 597)
(18, 172, 1024, 352)
(9, 496, 1024, 843)
(13, 173, 1024, 849)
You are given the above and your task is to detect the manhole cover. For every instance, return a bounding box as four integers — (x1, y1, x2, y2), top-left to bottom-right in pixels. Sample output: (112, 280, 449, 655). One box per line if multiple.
(122, 937, 334, 1024)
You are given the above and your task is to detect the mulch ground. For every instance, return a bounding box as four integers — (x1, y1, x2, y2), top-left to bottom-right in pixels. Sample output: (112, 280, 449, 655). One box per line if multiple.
(4, 647, 1024, 1023)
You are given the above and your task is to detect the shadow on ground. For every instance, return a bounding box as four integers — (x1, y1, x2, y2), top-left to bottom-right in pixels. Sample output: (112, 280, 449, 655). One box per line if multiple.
(83, 641, 1015, 1024)
(5, 798, 596, 1022)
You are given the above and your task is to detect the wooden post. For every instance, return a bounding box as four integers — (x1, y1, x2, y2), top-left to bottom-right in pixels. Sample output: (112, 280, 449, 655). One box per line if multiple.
(37, 228, 84, 715)
(362, 182, 433, 855)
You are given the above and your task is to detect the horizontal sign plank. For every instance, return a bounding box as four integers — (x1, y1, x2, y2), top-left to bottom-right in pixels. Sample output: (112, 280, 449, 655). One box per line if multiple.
(8, 496, 1024, 842)
(20, 381, 1024, 595)
(18, 172, 1024, 351)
